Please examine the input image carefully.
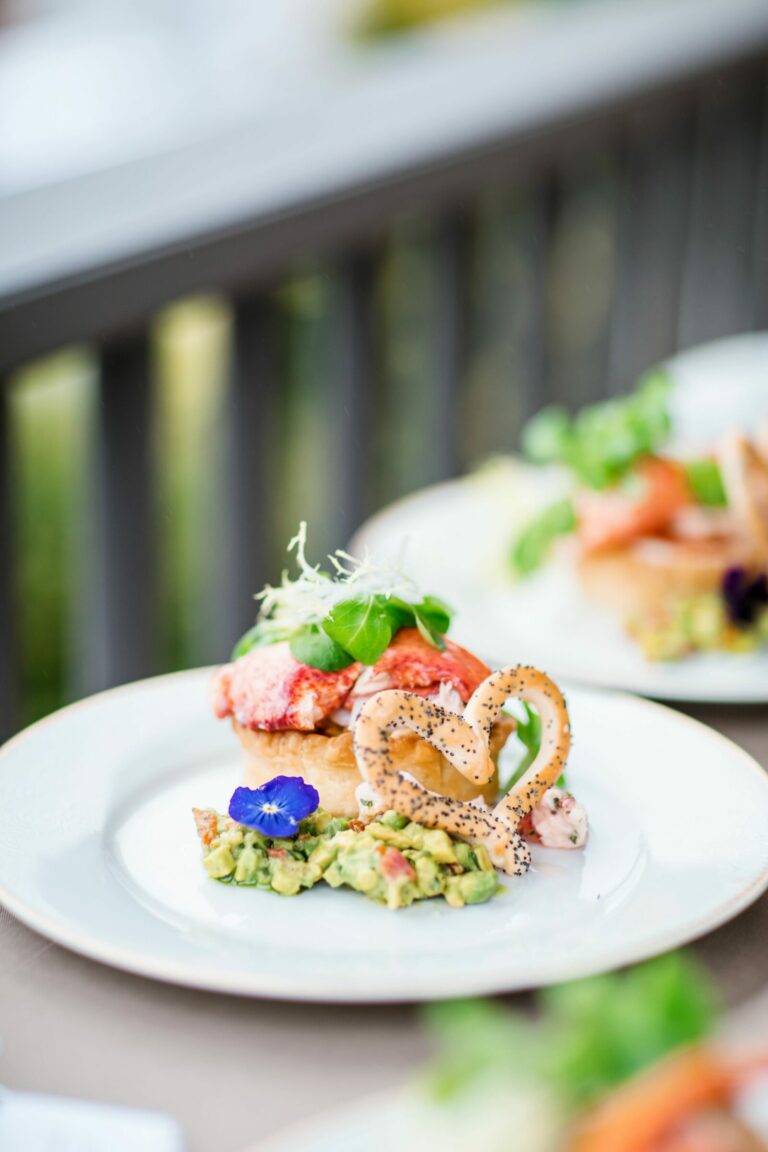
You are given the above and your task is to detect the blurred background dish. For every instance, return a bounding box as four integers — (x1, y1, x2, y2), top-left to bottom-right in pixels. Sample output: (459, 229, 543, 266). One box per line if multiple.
(352, 335, 768, 701)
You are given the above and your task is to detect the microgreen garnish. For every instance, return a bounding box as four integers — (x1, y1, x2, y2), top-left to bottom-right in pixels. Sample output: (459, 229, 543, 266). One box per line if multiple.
(522, 369, 671, 489)
(231, 523, 453, 671)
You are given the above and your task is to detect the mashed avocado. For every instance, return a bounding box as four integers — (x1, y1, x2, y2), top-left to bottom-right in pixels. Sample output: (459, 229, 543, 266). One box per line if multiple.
(195, 807, 499, 910)
(629, 593, 768, 661)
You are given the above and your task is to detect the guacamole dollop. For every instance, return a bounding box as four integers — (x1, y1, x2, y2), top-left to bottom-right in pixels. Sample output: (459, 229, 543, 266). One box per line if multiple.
(193, 807, 500, 910)
(629, 591, 768, 661)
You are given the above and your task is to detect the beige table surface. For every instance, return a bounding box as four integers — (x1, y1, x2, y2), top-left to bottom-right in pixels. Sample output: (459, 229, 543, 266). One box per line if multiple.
(1, 702, 767, 1152)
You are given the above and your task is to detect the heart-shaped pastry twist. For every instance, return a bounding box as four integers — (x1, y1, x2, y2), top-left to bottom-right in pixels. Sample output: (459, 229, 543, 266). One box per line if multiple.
(353, 666, 571, 877)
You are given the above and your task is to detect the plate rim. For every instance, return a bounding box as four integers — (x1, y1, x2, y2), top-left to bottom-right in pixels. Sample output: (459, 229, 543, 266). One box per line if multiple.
(350, 473, 768, 705)
(1, 669, 768, 1002)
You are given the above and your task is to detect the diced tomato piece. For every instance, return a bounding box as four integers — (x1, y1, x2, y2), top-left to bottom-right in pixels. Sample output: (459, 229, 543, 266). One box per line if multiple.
(518, 810, 541, 843)
(378, 846, 416, 882)
(192, 807, 219, 847)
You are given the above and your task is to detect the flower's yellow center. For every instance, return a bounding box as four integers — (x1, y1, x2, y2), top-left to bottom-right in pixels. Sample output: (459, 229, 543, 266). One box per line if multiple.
(261, 802, 280, 814)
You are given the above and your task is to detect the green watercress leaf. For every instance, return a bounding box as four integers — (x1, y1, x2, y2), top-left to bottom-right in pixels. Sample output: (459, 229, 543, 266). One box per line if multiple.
(417, 594, 452, 635)
(289, 624, 355, 671)
(414, 606, 446, 651)
(323, 595, 394, 664)
(500, 703, 566, 793)
(523, 405, 572, 465)
(521, 370, 672, 490)
(684, 458, 727, 507)
(511, 498, 577, 576)
(384, 596, 416, 633)
(231, 621, 294, 661)
(231, 626, 262, 660)
(514, 701, 542, 776)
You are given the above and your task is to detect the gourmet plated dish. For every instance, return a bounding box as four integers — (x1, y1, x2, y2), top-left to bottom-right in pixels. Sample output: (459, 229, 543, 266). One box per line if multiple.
(194, 526, 587, 909)
(511, 372, 768, 660)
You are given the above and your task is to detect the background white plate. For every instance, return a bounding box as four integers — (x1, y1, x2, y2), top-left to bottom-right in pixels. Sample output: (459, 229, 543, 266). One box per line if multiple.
(1, 669, 767, 1002)
(352, 333, 768, 703)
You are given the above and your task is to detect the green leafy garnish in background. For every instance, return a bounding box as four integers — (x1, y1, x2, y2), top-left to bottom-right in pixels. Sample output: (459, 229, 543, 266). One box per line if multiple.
(231, 524, 453, 671)
(423, 952, 715, 1109)
(511, 498, 577, 576)
(683, 458, 728, 507)
(522, 370, 671, 490)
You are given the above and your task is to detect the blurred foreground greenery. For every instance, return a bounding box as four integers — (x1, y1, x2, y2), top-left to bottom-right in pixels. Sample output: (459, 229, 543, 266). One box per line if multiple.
(425, 952, 716, 1111)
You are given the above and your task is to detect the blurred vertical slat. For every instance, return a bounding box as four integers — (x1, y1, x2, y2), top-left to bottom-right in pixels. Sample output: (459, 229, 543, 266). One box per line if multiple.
(607, 111, 695, 393)
(85, 334, 156, 691)
(678, 70, 765, 347)
(751, 66, 768, 329)
(376, 220, 469, 504)
(217, 292, 278, 649)
(523, 178, 558, 423)
(0, 383, 17, 737)
(432, 216, 472, 479)
(543, 152, 621, 409)
(329, 252, 377, 544)
(461, 182, 554, 463)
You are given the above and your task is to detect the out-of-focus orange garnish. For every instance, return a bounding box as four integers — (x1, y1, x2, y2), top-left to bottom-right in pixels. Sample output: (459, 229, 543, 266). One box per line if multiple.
(569, 1047, 731, 1152)
(577, 458, 692, 555)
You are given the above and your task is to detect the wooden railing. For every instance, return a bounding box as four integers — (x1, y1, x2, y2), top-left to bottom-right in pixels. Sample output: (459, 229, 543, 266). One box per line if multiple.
(2, 0, 768, 736)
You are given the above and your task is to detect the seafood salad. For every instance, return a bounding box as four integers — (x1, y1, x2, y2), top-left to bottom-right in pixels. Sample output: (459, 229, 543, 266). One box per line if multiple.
(194, 526, 587, 909)
(512, 373, 768, 660)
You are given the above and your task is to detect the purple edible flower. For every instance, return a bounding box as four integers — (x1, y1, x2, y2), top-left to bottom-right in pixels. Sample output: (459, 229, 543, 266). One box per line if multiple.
(722, 566, 768, 626)
(228, 776, 320, 839)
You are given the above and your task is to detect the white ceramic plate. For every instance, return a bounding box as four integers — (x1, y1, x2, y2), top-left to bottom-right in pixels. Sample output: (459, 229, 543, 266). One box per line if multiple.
(1, 669, 767, 1002)
(352, 334, 768, 703)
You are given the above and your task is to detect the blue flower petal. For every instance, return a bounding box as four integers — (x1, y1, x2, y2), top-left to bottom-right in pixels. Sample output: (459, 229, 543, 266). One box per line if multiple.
(228, 776, 320, 839)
